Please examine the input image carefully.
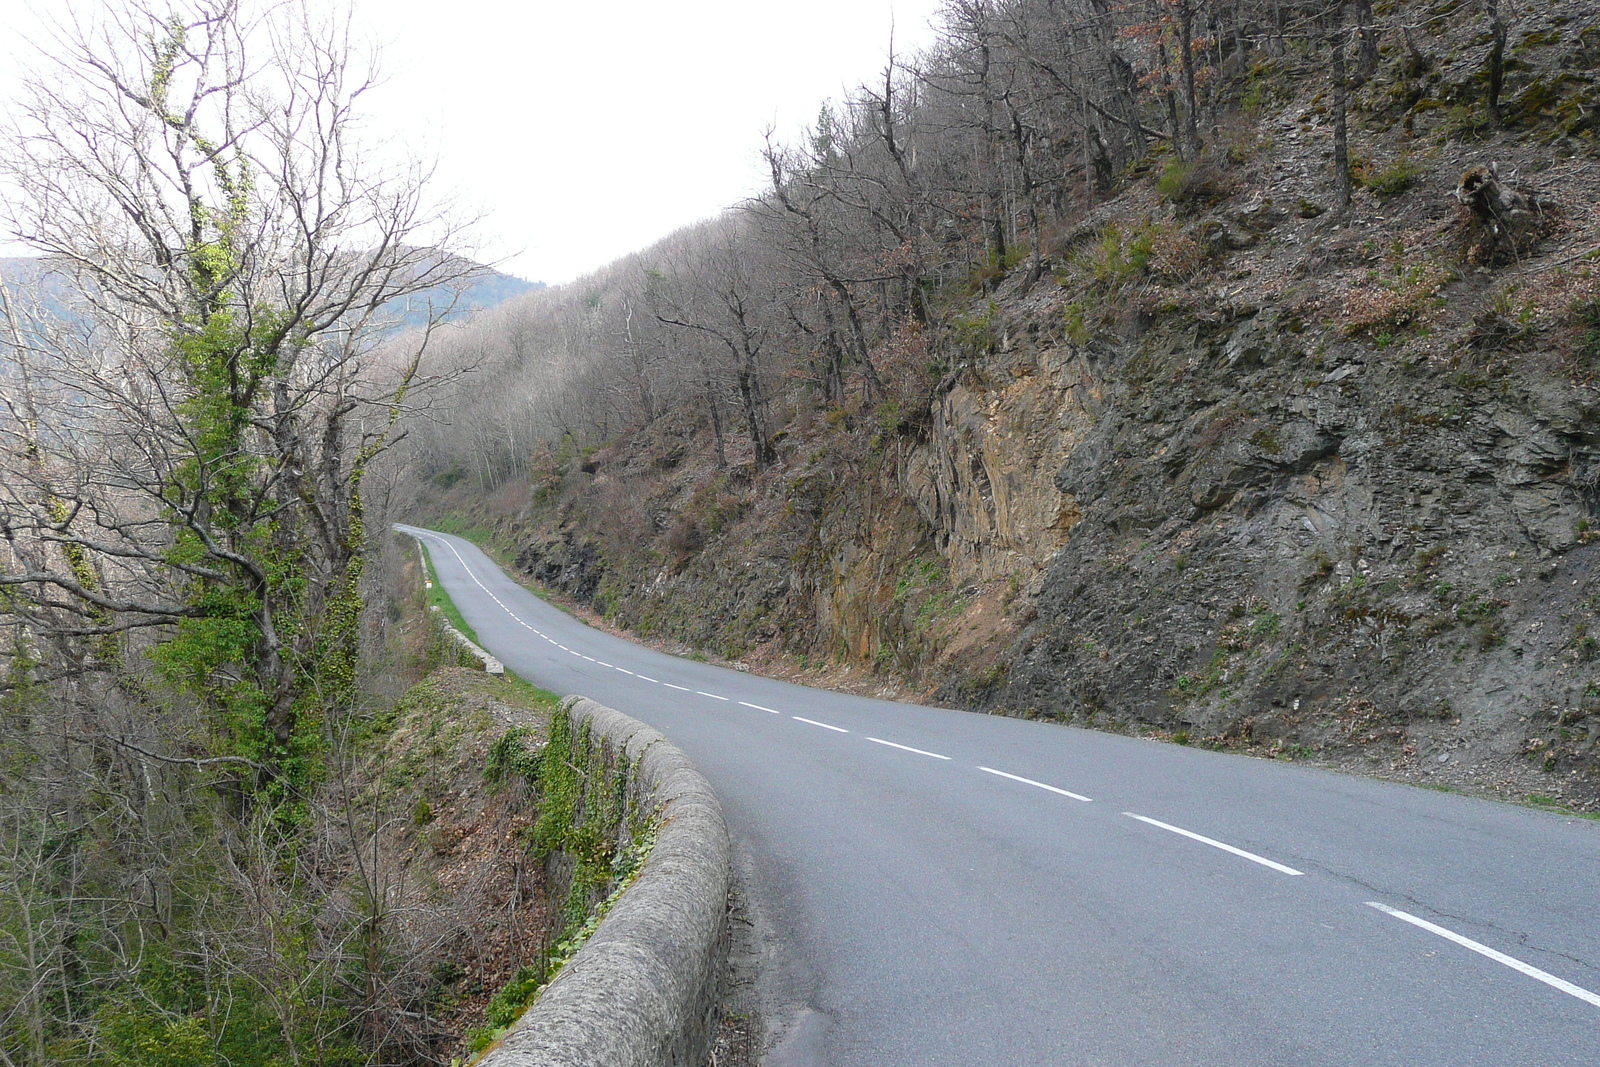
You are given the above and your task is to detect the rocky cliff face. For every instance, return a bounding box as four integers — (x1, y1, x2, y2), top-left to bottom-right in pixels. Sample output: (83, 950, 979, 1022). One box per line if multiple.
(902, 338, 1098, 587)
(943, 269, 1597, 787)
(891, 156, 1598, 804)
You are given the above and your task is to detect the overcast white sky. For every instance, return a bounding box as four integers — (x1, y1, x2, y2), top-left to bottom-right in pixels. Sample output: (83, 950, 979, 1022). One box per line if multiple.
(0, 0, 948, 285)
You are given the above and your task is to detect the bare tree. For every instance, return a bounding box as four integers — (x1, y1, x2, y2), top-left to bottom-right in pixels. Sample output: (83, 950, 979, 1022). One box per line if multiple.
(1483, 0, 1512, 127)
(757, 133, 888, 401)
(1176, 0, 1203, 159)
(0, 0, 478, 790)
(649, 217, 780, 470)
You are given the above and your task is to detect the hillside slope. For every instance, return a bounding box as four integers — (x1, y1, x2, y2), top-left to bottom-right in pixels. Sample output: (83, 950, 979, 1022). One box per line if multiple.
(425, 0, 1599, 810)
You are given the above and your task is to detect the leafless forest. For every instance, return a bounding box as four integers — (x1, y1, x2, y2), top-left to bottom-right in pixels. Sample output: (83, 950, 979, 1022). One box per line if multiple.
(411, 0, 1418, 488)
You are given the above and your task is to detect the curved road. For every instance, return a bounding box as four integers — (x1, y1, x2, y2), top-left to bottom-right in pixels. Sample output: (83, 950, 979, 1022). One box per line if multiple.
(400, 526, 1600, 1066)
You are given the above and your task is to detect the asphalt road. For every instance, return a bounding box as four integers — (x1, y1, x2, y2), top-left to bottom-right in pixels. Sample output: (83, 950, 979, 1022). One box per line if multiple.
(399, 525, 1600, 1066)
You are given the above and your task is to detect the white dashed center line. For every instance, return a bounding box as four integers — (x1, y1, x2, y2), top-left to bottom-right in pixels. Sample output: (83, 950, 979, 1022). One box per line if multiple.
(979, 766, 1092, 802)
(1366, 902, 1600, 1009)
(1123, 813, 1303, 876)
(793, 716, 849, 733)
(409, 525, 1596, 1029)
(866, 737, 951, 760)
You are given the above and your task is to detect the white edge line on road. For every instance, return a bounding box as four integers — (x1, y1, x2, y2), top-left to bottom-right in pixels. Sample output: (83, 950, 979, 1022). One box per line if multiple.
(866, 737, 951, 760)
(418, 534, 538, 632)
(411, 535, 778, 736)
(697, 691, 729, 701)
(1366, 902, 1600, 1009)
(978, 766, 1092, 802)
(1123, 813, 1303, 876)
(740, 701, 781, 714)
(410, 534, 767, 725)
(793, 716, 849, 733)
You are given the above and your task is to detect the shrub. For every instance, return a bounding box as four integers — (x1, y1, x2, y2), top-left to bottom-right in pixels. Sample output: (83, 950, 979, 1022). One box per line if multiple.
(1074, 222, 1157, 287)
(1571, 297, 1600, 362)
(1158, 158, 1228, 212)
(664, 515, 705, 560)
(948, 300, 1000, 356)
(1441, 104, 1491, 142)
(1250, 612, 1282, 638)
(1241, 58, 1286, 114)
(1063, 301, 1091, 344)
(1002, 243, 1032, 270)
(1342, 261, 1454, 338)
(1150, 227, 1205, 281)
(484, 726, 541, 786)
(476, 964, 545, 1042)
(1358, 152, 1426, 196)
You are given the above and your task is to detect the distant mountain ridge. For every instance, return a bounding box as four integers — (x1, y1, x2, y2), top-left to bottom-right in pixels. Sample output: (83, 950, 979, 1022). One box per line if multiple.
(0, 255, 541, 335)
(381, 257, 544, 332)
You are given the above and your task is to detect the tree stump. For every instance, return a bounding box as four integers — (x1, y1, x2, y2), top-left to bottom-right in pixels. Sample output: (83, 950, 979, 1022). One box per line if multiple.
(1454, 163, 1550, 264)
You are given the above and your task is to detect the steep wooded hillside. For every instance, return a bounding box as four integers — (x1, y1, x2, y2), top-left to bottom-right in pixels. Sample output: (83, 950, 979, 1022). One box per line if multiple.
(415, 0, 1600, 809)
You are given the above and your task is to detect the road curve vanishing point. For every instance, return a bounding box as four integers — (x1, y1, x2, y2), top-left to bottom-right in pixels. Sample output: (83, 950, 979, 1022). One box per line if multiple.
(398, 525, 1600, 1067)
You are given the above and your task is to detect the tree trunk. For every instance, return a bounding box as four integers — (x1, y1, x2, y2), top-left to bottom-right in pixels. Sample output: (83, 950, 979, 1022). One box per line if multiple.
(1485, 0, 1507, 127)
(1178, 0, 1201, 159)
(1158, 41, 1184, 159)
(736, 358, 776, 470)
(1354, 0, 1380, 82)
(702, 360, 727, 469)
(825, 276, 883, 399)
(818, 303, 848, 404)
(1007, 101, 1045, 284)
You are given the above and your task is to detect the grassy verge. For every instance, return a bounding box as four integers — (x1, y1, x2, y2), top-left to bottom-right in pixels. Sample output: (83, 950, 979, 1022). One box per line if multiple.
(417, 539, 483, 645)
(410, 533, 568, 707)
(493, 670, 565, 709)
(1524, 794, 1600, 821)
(430, 514, 518, 558)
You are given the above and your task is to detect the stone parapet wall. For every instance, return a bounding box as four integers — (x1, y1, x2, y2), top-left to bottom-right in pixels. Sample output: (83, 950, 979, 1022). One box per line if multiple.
(480, 698, 731, 1067)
